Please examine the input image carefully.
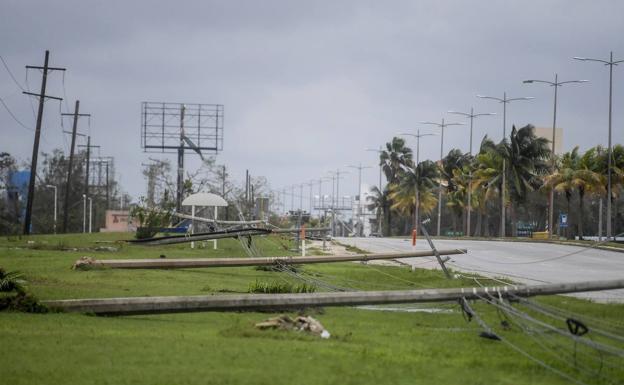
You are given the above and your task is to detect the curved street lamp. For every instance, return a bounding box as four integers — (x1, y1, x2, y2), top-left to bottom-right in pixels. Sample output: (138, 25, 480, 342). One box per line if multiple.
(574, 52, 624, 240)
(420, 119, 465, 236)
(398, 130, 437, 164)
(477, 93, 534, 237)
(365, 146, 384, 191)
(447, 109, 496, 237)
(523, 75, 588, 238)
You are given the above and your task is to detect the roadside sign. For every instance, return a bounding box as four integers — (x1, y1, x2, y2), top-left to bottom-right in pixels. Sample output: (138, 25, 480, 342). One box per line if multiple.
(559, 213, 568, 228)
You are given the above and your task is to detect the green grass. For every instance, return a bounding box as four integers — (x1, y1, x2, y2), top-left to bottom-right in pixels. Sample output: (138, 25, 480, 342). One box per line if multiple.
(1, 232, 623, 385)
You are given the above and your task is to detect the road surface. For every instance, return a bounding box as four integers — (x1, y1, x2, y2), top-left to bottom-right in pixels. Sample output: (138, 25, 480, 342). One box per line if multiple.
(336, 237, 624, 303)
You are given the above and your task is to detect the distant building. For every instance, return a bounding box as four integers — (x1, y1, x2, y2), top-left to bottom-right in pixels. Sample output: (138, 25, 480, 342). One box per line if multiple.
(352, 183, 375, 236)
(100, 210, 135, 232)
(534, 127, 563, 155)
(5, 170, 30, 222)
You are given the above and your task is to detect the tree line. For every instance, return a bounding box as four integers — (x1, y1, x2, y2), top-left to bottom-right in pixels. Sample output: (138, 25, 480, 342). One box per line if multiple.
(367, 124, 624, 239)
(0, 149, 125, 235)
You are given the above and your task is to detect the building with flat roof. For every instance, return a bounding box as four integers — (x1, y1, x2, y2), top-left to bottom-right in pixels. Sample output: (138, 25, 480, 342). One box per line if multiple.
(534, 127, 563, 155)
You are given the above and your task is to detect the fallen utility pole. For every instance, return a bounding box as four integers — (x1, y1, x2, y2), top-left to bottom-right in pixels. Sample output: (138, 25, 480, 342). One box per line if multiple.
(128, 228, 273, 245)
(43, 279, 624, 316)
(172, 211, 267, 225)
(76, 249, 467, 269)
(128, 226, 331, 246)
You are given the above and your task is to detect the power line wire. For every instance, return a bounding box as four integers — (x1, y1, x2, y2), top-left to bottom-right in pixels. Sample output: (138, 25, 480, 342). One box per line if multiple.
(0, 54, 25, 91)
(0, 96, 33, 131)
(471, 306, 591, 385)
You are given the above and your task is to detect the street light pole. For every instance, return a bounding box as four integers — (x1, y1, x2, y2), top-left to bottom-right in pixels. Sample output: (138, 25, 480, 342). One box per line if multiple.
(477, 93, 534, 237)
(348, 163, 372, 236)
(82, 194, 86, 233)
(574, 52, 624, 240)
(46, 184, 57, 234)
(365, 146, 383, 190)
(88, 197, 93, 233)
(448, 109, 496, 237)
(399, 129, 437, 165)
(420, 119, 465, 236)
(398, 130, 437, 233)
(523, 74, 588, 238)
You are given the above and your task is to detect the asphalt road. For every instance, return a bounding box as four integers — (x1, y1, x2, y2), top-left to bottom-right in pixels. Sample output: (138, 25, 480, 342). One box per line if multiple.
(336, 237, 624, 302)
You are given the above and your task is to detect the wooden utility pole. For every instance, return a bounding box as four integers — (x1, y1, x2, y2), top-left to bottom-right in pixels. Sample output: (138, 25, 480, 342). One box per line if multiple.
(22, 50, 65, 235)
(43, 279, 624, 316)
(78, 137, 100, 197)
(176, 105, 186, 212)
(74, 248, 467, 269)
(61, 101, 90, 233)
(105, 162, 110, 209)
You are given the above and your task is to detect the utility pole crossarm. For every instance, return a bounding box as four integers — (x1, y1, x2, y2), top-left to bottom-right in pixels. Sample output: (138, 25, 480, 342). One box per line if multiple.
(26, 65, 66, 71)
(63, 130, 86, 136)
(22, 91, 63, 101)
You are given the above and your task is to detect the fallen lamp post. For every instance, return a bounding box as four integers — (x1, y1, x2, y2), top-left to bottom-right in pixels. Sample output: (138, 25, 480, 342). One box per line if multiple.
(43, 278, 624, 316)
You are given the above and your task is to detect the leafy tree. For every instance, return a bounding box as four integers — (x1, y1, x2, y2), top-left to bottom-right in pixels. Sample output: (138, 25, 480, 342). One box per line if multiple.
(503, 125, 550, 236)
(441, 149, 471, 232)
(472, 136, 505, 236)
(380, 137, 413, 185)
(388, 160, 438, 232)
(0, 152, 19, 234)
(366, 186, 389, 235)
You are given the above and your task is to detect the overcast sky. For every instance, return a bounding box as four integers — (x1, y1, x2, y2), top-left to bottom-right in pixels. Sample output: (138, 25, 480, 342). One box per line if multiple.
(1, 0, 624, 208)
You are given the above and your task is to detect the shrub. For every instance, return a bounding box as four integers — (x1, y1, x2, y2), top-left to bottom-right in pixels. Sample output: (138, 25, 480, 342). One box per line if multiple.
(130, 196, 175, 239)
(0, 268, 47, 313)
(0, 267, 26, 294)
(248, 280, 316, 294)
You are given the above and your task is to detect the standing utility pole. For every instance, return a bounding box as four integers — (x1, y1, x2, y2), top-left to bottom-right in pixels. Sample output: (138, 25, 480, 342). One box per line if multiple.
(77, 137, 100, 197)
(477, 93, 533, 237)
(61, 101, 90, 233)
(448, 108, 495, 237)
(348, 163, 371, 236)
(523, 75, 587, 238)
(105, 161, 110, 209)
(574, 52, 623, 239)
(176, 105, 186, 212)
(22, 50, 65, 235)
(306, 181, 314, 215)
(420, 119, 464, 236)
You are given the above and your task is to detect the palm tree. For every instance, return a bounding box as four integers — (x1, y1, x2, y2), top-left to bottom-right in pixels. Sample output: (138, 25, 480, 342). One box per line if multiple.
(585, 145, 624, 235)
(380, 137, 413, 185)
(504, 125, 550, 236)
(366, 186, 389, 235)
(581, 146, 609, 236)
(544, 147, 602, 238)
(473, 136, 505, 236)
(378, 137, 413, 235)
(388, 160, 439, 231)
(441, 149, 471, 233)
(447, 164, 473, 233)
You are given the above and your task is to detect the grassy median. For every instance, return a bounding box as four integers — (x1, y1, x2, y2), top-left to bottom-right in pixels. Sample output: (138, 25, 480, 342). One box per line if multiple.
(0, 233, 622, 385)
